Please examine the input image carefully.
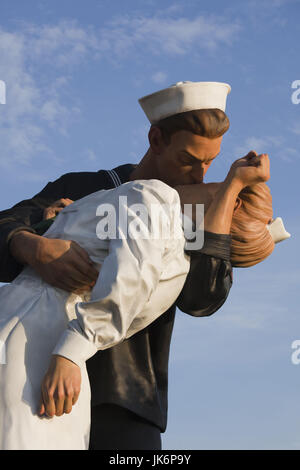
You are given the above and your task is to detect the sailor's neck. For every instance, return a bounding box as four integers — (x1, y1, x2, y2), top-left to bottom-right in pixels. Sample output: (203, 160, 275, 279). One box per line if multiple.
(129, 149, 160, 181)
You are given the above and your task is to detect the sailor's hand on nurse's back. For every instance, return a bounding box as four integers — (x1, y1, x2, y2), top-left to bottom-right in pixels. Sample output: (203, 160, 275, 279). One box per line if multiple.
(43, 198, 74, 220)
(9, 231, 99, 294)
(228, 150, 270, 188)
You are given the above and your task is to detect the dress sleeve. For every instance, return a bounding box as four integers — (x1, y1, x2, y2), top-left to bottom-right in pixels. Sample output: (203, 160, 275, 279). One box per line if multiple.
(175, 231, 233, 317)
(52, 180, 181, 367)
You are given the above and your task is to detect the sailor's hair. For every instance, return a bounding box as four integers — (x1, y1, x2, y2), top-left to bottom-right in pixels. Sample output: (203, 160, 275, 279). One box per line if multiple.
(153, 108, 230, 144)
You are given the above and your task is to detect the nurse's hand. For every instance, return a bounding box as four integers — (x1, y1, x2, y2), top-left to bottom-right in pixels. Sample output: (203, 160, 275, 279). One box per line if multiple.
(228, 150, 270, 188)
(39, 355, 81, 418)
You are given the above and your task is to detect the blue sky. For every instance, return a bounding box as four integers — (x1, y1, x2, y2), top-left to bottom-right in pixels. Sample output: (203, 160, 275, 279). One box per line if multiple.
(0, 0, 299, 449)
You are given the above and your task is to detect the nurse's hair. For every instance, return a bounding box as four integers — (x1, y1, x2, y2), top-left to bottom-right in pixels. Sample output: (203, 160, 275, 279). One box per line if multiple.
(230, 182, 274, 267)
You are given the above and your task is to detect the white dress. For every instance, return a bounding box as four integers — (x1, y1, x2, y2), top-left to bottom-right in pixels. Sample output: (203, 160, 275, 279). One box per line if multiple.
(0, 179, 190, 450)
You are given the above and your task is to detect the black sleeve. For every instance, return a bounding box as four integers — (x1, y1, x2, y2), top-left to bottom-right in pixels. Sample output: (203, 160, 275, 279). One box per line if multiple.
(0, 174, 70, 282)
(0, 169, 114, 282)
(175, 231, 233, 317)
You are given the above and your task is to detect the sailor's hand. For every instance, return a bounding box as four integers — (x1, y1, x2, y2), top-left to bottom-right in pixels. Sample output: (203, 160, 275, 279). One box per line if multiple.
(43, 198, 74, 220)
(10, 231, 99, 294)
(32, 237, 99, 293)
(39, 355, 81, 418)
(228, 150, 270, 188)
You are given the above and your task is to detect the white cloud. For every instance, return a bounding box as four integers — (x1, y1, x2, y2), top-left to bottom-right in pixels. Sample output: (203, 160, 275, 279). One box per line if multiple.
(250, 0, 296, 7)
(0, 21, 98, 171)
(234, 135, 299, 162)
(85, 148, 97, 162)
(25, 21, 99, 66)
(235, 136, 281, 154)
(0, 13, 241, 173)
(291, 122, 300, 136)
(235, 0, 295, 29)
(152, 71, 168, 84)
(99, 14, 241, 59)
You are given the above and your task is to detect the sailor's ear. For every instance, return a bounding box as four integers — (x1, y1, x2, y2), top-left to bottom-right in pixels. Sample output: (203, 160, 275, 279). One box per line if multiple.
(148, 126, 166, 153)
(234, 197, 242, 212)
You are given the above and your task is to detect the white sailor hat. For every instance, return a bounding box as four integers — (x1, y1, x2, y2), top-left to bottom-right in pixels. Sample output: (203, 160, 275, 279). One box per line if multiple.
(138, 81, 231, 124)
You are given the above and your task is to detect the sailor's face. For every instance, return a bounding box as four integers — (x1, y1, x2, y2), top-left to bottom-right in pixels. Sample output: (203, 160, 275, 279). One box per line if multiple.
(154, 130, 223, 186)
